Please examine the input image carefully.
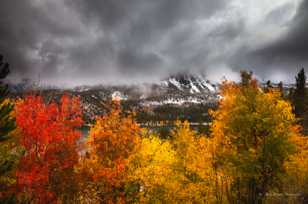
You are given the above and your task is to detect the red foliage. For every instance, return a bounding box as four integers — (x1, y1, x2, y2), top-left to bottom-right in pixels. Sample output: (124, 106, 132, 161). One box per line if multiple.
(15, 95, 83, 203)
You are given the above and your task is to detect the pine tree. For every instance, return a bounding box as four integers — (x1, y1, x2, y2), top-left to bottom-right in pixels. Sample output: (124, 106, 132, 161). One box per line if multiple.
(0, 55, 18, 203)
(264, 80, 273, 93)
(293, 68, 307, 134)
(0, 55, 15, 142)
(294, 68, 306, 114)
(295, 69, 306, 95)
(278, 81, 284, 95)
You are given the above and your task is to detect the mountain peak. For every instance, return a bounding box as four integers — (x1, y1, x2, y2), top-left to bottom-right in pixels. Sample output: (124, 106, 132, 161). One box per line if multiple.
(162, 73, 216, 93)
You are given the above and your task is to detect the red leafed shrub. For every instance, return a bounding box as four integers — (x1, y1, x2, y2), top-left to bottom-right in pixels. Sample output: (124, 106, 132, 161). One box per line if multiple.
(15, 95, 83, 204)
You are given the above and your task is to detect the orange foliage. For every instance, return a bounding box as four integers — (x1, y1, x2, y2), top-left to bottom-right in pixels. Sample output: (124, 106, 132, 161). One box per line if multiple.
(80, 103, 141, 203)
(15, 95, 83, 204)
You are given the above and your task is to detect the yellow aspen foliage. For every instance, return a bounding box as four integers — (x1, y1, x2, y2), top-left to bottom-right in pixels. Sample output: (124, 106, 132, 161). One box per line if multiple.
(210, 72, 300, 203)
(170, 121, 217, 203)
(127, 135, 179, 203)
(128, 121, 219, 203)
(171, 121, 212, 180)
(284, 131, 308, 196)
(79, 103, 142, 203)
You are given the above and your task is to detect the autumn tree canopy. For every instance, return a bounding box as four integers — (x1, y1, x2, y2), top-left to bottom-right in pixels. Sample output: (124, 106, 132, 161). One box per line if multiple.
(15, 95, 83, 204)
(79, 104, 142, 203)
(0, 69, 307, 204)
(210, 71, 301, 203)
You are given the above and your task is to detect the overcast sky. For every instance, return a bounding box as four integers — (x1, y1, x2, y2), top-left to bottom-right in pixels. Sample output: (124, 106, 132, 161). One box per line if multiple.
(0, 0, 307, 86)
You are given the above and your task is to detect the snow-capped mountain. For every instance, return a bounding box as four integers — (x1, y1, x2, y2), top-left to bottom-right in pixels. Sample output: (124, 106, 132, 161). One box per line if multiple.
(160, 73, 217, 94)
(132, 73, 218, 107)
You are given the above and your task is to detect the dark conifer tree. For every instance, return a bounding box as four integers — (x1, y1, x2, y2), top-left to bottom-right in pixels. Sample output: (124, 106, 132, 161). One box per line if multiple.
(0, 55, 18, 203)
(264, 80, 273, 93)
(293, 68, 308, 134)
(266, 80, 272, 88)
(295, 68, 306, 95)
(0, 55, 15, 142)
(293, 68, 306, 114)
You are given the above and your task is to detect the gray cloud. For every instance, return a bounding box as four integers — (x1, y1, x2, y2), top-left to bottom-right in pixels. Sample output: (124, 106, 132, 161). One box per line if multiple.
(262, 0, 308, 59)
(232, 0, 308, 82)
(0, 0, 305, 86)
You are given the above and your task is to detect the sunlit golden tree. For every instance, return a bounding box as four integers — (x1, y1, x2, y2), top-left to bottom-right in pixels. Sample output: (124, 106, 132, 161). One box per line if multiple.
(210, 71, 300, 203)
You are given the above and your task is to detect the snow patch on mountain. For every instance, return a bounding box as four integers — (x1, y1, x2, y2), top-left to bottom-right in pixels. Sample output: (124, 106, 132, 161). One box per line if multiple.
(161, 73, 217, 94)
(168, 78, 183, 91)
(142, 97, 204, 106)
(189, 79, 201, 93)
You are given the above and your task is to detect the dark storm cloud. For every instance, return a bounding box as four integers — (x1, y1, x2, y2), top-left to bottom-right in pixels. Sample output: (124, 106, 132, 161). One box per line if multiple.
(233, 0, 308, 81)
(161, 17, 245, 74)
(67, 0, 228, 75)
(0, 0, 304, 85)
(75, 0, 227, 29)
(0, 0, 231, 84)
(0, 0, 86, 80)
(0, 1, 38, 76)
(261, 0, 308, 59)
